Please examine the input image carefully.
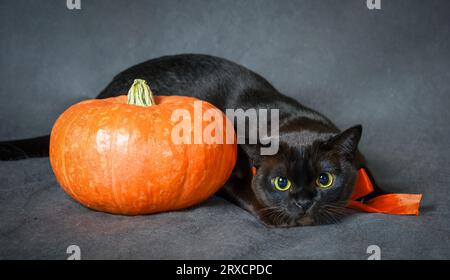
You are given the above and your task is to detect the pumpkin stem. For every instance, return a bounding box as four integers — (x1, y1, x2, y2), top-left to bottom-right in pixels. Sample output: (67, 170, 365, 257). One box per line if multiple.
(127, 79, 156, 107)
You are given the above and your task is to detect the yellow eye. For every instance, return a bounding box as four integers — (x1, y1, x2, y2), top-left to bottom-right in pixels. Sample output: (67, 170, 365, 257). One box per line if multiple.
(316, 172, 334, 188)
(272, 176, 292, 191)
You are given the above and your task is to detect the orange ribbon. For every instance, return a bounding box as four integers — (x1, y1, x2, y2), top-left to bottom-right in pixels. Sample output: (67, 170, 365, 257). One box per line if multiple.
(347, 169, 422, 215)
(251, 167, 422, 215)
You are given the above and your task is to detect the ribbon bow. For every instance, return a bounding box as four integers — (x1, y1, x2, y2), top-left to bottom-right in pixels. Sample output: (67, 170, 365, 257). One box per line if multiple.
(251, 167, 422, 215)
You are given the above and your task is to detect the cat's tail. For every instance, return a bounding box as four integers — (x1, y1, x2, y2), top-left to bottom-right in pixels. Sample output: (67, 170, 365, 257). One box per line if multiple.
(0, 135, 50, 160)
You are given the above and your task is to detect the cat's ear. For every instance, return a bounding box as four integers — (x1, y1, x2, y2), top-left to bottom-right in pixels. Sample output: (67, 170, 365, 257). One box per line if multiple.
(327, 125, 362, 159)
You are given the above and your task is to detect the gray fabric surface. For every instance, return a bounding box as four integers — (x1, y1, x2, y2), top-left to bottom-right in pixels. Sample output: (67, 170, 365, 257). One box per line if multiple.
(1, 0, 449, 259)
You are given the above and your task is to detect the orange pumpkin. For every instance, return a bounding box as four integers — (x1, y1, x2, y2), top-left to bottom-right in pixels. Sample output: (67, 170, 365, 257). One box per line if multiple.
(50, 79, 237, 215)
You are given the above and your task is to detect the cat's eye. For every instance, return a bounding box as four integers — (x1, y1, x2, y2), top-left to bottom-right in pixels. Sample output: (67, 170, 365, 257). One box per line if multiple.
(316, 172, 334, 188)
(272, 176, 292, 191)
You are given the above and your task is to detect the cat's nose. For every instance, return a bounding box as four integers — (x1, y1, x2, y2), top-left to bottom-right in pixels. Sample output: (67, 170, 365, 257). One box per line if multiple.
(294, 200, 312, 214)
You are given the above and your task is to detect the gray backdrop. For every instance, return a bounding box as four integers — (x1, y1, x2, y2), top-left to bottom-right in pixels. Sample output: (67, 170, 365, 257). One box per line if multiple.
(1, 0, 450, 259)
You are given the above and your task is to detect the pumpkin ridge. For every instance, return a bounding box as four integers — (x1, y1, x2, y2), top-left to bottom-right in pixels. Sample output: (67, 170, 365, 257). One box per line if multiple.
(86, 106, 112, 211)
(109, 108, 125, 213)
(57, 105, 82, 202)
(173, 125, 189, 209)
(162, 100, 189, 209)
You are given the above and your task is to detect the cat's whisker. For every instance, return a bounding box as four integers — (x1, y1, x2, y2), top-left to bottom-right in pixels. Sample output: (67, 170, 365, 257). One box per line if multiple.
(258, 205, 289, 226)
(319, 203, 351, 224)
(323, 207, 346, 216)
(258, 206, 282, 214)
(315, 202, 349, 224)
(273, 206, 290, 226)
(273, 209, 286, 226)
(314, 211, 327, 225)
(321, 210, 339, 224)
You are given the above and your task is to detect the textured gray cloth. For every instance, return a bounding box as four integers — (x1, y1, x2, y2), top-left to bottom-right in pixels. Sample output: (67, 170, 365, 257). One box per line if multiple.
(1, 0, 449, 259)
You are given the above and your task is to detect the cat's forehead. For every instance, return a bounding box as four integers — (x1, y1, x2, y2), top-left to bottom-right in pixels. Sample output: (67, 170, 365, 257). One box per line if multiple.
(279, 130, 335, 147)
(271, 140, 341, 173)
(276, 131, 341, 164)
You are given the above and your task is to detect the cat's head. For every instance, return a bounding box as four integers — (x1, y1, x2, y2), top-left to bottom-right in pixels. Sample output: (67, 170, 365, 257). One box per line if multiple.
(250, 125, 362, 227)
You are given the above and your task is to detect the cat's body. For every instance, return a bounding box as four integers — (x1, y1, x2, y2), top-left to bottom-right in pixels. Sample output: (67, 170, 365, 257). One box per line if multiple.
(0, 54, 380, 227)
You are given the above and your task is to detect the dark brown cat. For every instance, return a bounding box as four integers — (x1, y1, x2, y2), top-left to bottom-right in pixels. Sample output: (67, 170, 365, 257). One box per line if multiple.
(0, 54, 381, 227)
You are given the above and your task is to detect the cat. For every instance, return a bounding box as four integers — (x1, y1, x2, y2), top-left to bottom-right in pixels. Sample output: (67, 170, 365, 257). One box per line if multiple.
(0, 54, 382, 227)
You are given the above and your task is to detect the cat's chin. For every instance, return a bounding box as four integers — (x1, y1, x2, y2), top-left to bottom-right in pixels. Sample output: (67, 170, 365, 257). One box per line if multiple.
(259, 214, 316, 228)
(295, 216, 315, 226)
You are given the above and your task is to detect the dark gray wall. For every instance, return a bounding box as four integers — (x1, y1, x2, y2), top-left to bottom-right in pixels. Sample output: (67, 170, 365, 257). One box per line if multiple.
(1, 0, 450, 259)
(1, 0, 449, 177)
